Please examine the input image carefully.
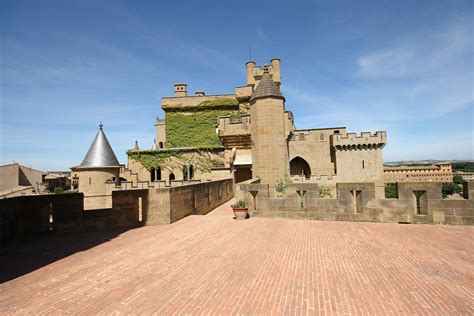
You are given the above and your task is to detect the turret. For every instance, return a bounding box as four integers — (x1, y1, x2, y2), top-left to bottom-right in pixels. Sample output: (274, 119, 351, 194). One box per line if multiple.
(249, 69, 289, 186)
(74, 123, 122, 209)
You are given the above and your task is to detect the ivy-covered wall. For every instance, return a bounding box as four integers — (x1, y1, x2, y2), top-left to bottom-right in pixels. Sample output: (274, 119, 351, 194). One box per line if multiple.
(164, 98, 242, 148)
(127, 148, 225, 173)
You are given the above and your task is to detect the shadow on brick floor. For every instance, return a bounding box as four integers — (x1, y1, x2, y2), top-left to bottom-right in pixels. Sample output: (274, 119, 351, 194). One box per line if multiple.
(0, 229, 128, 283)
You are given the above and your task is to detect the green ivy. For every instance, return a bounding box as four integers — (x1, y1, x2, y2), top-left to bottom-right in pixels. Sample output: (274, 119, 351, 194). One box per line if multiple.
(127, 148, 225, 172)
(166, 109, 240, 147)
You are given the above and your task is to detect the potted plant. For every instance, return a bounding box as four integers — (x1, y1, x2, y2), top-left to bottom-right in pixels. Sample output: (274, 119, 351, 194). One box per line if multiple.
(231, 200, 248, 220)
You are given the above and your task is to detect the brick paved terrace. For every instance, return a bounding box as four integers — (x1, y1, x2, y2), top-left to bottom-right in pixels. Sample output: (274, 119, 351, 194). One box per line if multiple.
(1, 199, 473, 315)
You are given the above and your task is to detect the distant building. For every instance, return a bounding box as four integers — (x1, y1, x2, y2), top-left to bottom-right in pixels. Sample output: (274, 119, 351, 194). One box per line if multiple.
(454, 171, 474, 181)
(383, 162, 452, 183)
(0, 163, 47, 198)
(43, 173, 71, 191)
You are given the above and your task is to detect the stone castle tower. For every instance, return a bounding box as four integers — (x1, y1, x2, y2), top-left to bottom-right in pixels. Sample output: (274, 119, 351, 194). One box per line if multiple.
(74, 123, 122, 210)
(249, 68, 289, 185)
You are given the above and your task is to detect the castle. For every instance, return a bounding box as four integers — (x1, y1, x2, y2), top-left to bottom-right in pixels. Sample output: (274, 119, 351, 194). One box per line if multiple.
(66, 58, 473, 227)
(125, 58, 387, 198)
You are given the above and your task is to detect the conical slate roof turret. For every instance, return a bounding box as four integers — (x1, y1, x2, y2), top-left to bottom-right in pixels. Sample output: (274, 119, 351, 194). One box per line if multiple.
(78, 123, 121, 169)
(249, 69, 285, 102)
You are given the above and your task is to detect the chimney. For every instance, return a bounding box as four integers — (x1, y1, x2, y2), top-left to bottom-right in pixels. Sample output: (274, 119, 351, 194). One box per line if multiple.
(174, 83, 187, 97)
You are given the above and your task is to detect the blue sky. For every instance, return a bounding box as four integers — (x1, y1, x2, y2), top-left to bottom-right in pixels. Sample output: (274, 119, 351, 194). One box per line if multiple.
(1, 0, 473, 171)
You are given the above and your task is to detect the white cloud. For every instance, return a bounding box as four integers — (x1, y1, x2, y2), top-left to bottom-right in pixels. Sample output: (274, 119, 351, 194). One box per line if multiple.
(357, 20, 472, 78)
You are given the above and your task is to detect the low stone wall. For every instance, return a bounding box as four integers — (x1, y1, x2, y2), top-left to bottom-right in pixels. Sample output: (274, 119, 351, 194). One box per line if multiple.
(0, 190, 148, 245)
(145, 178, 234, 225)
(238, 181, 474, 225)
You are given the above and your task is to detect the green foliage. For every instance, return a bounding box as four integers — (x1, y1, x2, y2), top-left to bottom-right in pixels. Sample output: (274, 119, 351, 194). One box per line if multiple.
(452, 162, 474, 172)
(442, 182, 463, 198)
(275, 175, 291, 195)
(231, 199, 247, 209)
(385, 183, 398, 198)
(166, 109, 240, 147)
(317, 187, 332, 198)
(197, 98, 239, 108)
(127, 148, 225, 172)
(52, 187, 64, 194)
(453, 175, 466, 184)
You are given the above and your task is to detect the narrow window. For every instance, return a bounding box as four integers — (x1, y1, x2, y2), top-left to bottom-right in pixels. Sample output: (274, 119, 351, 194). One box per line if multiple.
(159, 142, 163, 149)
(138, 197, 143, 222)
(182, 165, 189, 180)
(157, 167, 162, 180)
(189, 165, 194, 179)
(89, 177, 91, 185)
(362, 160, 365, 169)
(150, 168, 155, 181)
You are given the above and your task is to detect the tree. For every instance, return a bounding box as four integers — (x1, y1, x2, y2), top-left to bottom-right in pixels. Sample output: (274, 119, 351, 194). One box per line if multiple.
(442, 182, 462, 198)
(453, 175, 466, 184)
(53, 187, 64, 194)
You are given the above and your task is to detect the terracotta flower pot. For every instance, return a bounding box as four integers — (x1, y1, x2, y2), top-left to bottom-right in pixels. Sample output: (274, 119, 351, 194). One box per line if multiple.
(232, 207, 248, 220)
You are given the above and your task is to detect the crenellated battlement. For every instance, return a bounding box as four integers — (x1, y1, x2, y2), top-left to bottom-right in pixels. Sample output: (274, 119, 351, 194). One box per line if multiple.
(333, 131, 387, 150)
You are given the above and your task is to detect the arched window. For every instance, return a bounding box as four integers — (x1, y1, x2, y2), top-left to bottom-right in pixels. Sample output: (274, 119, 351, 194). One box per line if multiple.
(151, 167, 162, 181)
(290, 156, 311, 179)
(169, 173, 175, 183)
(189, 165, 194, 179)
(159, 142, 163, 149)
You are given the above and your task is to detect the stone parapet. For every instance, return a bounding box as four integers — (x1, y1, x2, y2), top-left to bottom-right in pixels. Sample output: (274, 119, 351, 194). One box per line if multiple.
(333, 131, 387, 149)
(161, 94, 238, 111)
(236, 181, 474, 225)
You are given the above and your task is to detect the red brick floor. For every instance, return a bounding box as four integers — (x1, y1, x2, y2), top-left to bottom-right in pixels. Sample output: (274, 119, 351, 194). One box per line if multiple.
(1, 199, 473, 315)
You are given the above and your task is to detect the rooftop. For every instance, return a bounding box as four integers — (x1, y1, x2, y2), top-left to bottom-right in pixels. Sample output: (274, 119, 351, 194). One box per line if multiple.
(78, 124, 120, 169)
(1, 200, 472, 314)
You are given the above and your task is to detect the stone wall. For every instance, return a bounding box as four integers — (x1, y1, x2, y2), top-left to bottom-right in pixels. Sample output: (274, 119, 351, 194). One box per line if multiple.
(0, 190, 147, 245)
(145, 178, 234, 225)
(238, 181, 474, 225)
(0, 164, 19, 191)
(289, 128, 346, 176)
(77, 168, 120, 210)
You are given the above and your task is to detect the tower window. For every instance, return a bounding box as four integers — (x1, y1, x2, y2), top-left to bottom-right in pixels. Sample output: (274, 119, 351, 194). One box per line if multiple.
(362, 160, 365, 169)
(189, 165, 194, 179)
(89, 177, 91, 185)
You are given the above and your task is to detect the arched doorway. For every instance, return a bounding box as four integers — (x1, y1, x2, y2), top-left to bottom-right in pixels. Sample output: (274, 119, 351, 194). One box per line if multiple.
(169, 173, 175, 183)
(290, 157, 311, 179)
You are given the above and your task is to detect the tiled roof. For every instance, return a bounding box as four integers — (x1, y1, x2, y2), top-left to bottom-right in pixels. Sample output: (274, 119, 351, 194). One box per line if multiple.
(249, 71, 284, 102)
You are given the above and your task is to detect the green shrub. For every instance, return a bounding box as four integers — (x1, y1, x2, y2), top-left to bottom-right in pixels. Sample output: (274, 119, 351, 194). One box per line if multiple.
(52, 187, 64, 194)
(275, 176, 290, 196)
(317, 187, 332, 198)
(385, 183, 398, 198)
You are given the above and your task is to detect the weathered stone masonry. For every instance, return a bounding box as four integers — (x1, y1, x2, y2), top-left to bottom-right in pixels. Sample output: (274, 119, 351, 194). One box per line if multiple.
(238, 180, 474, 225)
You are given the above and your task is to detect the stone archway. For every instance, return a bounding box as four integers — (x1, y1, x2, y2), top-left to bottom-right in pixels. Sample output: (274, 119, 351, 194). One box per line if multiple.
(290, 156, 311, 179)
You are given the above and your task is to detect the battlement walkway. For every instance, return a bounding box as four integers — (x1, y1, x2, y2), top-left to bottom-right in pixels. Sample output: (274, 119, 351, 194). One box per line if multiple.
(1, 199, 473, 314)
